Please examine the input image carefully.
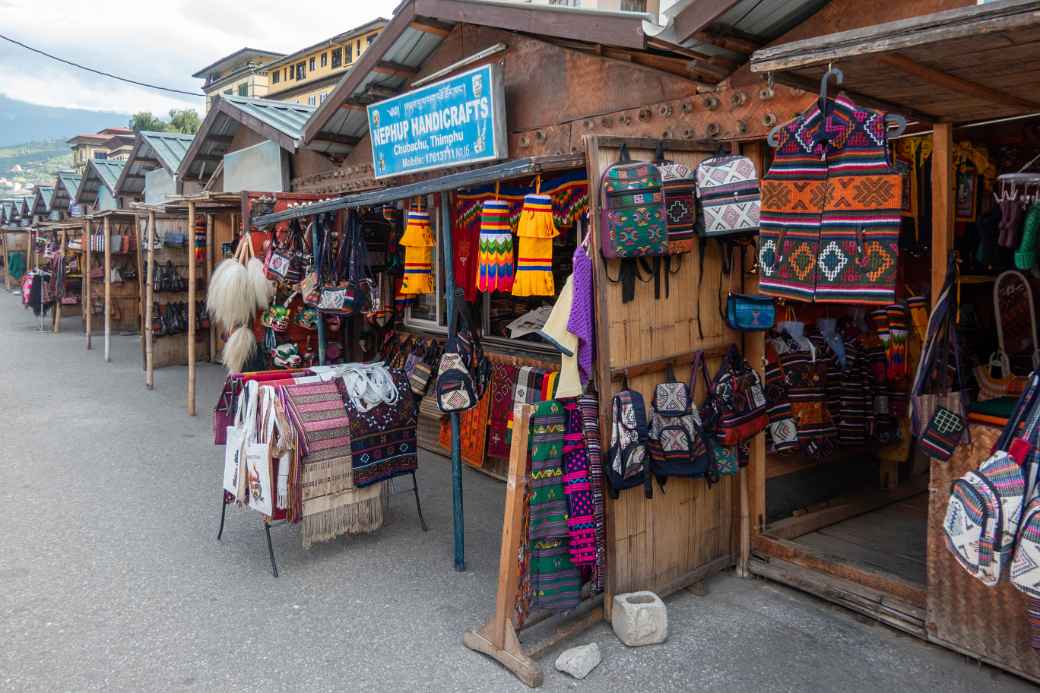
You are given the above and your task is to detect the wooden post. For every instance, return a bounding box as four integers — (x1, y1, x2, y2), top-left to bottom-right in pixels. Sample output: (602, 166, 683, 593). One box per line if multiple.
(206, 213, 216, 363)
(53, 230, 64, 333)
(311, 216, 327, 365)
(463, 403, 543, 688)
(145, 210, 155, 388)
(136, 215, 147, 369)
(2, 230, 10, 290)
(441, 191, 465, 572)
(187, 201, 197, 416)
(931, 122, 955, 306)
(84, 220, 92, 350)
(104, 216, 112, 362)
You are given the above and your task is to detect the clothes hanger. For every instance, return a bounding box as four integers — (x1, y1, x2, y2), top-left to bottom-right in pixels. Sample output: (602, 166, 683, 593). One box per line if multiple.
(767, 65, 907, 146)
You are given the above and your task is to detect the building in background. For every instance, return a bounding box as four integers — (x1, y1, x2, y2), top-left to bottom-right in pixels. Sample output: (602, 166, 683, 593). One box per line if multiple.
(192, 48, 286, 112)
(66, 128, 136, 172)
(261, 19, 387, 107)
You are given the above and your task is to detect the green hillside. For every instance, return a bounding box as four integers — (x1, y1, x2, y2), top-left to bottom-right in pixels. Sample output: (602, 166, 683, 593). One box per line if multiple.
(0, 139, 74, 196)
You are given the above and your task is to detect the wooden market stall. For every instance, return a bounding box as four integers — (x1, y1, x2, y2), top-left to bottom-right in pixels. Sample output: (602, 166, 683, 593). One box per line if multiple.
(84, 210, 144, 358)
(46, 219, 86, 334)
(738, 0, 1040, 683)
(0, 228, 29, 291)
(253, 0, 820, 684)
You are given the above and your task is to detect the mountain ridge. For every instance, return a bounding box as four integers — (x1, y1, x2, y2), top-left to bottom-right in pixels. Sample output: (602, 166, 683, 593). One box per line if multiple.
(0, 94, 131, 147)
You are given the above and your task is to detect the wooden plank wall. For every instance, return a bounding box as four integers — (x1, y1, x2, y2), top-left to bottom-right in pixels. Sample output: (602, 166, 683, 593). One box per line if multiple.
(586, 136, 742, 600)
(927, 425, 1040, 685)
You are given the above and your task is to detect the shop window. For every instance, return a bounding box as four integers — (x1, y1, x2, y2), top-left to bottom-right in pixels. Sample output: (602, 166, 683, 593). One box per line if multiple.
(345, 43, 353, 64)
(320, 92, 328, 103)
(309, 56, 316, 71)
(307, 95, 316, 106)
(321, 52, 328, 67)
(271, 70, 280, 84)
(367, 34, 376, 46)
(331, 47, 342, 68)
(223, 88, 232, 95)
(296, 62, 305, 80)
(620, 0, 645, 10)
(238, 83, 249, 96)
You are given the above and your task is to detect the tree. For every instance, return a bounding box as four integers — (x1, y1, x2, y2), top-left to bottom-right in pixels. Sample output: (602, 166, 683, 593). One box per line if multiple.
(128, 112, 167, 132)
(168, 108, 201, 135)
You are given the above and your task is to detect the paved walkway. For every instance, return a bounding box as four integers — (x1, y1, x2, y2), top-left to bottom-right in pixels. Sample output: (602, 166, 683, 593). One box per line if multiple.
(0, 295, 1033, 692)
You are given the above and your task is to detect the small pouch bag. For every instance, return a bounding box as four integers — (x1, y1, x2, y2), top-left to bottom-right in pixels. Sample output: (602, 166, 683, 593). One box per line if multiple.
(921, 406, 967, 462)
(725, 293, 776, 331)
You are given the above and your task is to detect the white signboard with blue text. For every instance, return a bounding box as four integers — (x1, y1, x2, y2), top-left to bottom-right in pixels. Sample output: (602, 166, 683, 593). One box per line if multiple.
(367, 63, 507, 179)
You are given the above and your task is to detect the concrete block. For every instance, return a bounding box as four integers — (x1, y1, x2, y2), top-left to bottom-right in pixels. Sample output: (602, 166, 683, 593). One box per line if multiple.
(554, 643, 601, 679)
(611, 591, 668, 647)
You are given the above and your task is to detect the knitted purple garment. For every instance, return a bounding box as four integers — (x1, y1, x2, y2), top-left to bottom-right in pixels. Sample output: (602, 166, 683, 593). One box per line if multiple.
(567, 245, 595, 385)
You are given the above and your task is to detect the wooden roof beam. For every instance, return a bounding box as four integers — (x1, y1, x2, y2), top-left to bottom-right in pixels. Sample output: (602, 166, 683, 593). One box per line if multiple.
(691, 30, 761, 55)
(771, 70, 936, 125)
(410, 17, 452, 37)
(313, 131, 360, 146)
(375, 60, 419, 78)
(672, 0, 742, 43)
(877, 52, 1040, 111)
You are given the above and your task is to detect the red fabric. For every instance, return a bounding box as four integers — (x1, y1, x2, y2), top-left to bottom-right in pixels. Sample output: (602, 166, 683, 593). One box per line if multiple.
(453, 214, 480, 302)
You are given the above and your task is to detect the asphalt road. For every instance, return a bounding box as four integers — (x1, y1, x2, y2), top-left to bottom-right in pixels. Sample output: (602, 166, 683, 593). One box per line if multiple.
(0, 294, 1033, 692)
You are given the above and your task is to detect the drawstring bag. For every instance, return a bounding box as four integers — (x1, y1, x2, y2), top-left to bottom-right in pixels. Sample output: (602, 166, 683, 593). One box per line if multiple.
(436, 300, 491, 413)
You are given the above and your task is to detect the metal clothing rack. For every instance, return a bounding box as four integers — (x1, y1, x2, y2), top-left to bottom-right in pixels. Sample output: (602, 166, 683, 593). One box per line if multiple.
(216, 471, 429, 577)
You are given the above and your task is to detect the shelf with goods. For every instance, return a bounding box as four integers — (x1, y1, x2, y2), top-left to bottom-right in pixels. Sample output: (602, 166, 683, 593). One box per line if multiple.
(50, 223, 86, 334)
(84, 213, 142, 356)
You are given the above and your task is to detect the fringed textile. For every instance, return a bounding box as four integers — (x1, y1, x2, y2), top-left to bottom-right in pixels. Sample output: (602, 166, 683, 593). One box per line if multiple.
(563, 402, 596, 566)
(400, 244, 434, 295)
(512, 194, 558, 298)
(578, 393, 607, 593)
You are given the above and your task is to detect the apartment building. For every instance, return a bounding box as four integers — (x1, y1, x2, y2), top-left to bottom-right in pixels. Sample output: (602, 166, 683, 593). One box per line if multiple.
(262, 18, 387, 107)
(66, 128, 137, 173)
(193, 48, 287, 111)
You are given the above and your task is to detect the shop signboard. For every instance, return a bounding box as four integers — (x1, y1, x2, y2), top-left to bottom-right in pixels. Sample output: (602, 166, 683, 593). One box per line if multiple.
(367, 63, 507, 179)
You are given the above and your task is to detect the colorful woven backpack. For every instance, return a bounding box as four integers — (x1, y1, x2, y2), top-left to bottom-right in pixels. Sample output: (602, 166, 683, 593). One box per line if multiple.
(695, 154, 761, 238)
(599, 145, 667, 260)
(648, 366, 714, 488)
(655, 143, 697, 255)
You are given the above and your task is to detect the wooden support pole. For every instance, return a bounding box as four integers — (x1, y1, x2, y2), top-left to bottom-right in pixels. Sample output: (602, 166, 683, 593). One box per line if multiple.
(53, 230, 64, 333)
(104, 216, 112, 361)
(187, 201, 197, 416)
(441, 190, 466, 572)
(145, 210, 155, 388)
(206, 213, 216, 363)
(136, 216, 147, 369)
(931, 123, 954, 306)
(3, 231, 10, 290)
(463, 403, 543, 688)
(84, 220, 92, 350)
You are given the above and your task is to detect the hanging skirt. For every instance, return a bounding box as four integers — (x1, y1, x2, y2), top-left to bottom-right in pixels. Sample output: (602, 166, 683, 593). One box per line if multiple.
(400, 245, 434, 295)
(512, 236, 555, 297)
(476, 200, 514, 293)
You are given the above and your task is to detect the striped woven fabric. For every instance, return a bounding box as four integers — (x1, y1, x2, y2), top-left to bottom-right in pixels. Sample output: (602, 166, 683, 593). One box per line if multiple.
(528, 400, 581, 611)
(283, 381, 383, 546)
(578, 393, 607, 594)
(562, 402, 596, 566)
(345, 369, 418, 487)
(758, 94, 901, 305)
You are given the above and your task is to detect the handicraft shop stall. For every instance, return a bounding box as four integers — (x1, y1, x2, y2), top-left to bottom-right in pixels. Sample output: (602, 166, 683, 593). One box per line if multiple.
(1, 228, 28, 291)
(743, 0, 1040, 683)
(49, 221, 86, 334)
(85, 210, 144, 358)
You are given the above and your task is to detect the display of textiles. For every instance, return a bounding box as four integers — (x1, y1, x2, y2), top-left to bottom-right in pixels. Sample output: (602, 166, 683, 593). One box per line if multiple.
(344, 368, 419, 487)
(487, 362, 520, 459)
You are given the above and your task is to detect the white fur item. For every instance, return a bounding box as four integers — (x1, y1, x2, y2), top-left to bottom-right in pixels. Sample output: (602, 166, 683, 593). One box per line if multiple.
(246, 257, 274, 310)
(222, 325, 257, 373)
(206, 258, 254, 330)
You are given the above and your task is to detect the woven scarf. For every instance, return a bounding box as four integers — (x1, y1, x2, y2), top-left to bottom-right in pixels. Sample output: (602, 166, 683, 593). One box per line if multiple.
(562, 401, 596, 566)
(437, 383, 492, 468)
(528, 400, 580, 611)
(578, 393, 607, 593)
(345, 369, 418, 487)
(487, 362, 519, 459)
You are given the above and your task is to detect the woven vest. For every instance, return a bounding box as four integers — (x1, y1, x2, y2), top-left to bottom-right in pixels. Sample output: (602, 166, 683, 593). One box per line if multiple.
(757, 94, 901, 305)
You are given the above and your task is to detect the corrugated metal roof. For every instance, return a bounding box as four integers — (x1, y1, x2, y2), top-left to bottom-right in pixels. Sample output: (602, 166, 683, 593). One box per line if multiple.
(51, 172, 83, 210)
(114, 131, 195, 197)
(178, 96, 316, 182)
(76, 159, 125, 207)
(33, 186, 54, 214)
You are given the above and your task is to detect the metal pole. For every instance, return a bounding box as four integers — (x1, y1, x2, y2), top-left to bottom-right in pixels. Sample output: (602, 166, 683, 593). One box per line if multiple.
(440, 191, 465, 572)
(311, 215, 327, 366)
(188, 201, 197, 416)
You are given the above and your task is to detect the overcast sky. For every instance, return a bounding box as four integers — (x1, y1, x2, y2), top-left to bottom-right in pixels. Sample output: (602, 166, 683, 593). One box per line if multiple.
(0, 0, 399, 115)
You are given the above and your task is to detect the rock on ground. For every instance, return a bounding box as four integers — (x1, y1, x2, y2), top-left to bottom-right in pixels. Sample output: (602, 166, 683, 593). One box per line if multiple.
(555, 643, 602, 680)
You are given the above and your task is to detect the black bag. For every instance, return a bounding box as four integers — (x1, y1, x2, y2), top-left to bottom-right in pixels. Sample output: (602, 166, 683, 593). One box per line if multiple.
(436, 300, 490, 413)
(606, 387, 654, 498)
